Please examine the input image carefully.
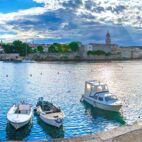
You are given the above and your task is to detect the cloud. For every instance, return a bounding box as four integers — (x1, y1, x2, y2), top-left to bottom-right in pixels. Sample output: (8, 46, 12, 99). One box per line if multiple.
(0, 0, 142, 45)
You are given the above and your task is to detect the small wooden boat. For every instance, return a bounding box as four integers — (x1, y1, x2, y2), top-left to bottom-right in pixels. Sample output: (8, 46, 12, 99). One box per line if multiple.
(7, 102, 33, 130)
(35, 97, 64, 128)
(81, 80, 122, 112)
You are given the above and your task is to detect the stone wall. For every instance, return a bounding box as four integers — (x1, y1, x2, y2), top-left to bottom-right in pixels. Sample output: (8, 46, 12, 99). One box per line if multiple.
(0, 53, 21, 60)
(50, 121, 142, 142)
(28, 52, 81, 61)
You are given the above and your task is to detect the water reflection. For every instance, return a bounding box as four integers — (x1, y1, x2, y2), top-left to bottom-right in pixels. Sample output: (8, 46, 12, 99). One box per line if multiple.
(6, 121, 32, 141)
(82, 101, 126, 125)
(37, 118, 64, 139)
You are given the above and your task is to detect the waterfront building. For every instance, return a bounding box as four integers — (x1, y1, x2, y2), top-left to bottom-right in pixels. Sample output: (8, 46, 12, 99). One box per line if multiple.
(81, 32, 119, 57)
(106, 31, 111, 47)
(131, 48, 142, 59)
(43, 47, 49, 53)
(28, 43, 50, 53)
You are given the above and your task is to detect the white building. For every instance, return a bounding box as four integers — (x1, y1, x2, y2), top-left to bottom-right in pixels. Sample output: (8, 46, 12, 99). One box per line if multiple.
(43, 47, 49, 53)
(131, 48, 142, 59)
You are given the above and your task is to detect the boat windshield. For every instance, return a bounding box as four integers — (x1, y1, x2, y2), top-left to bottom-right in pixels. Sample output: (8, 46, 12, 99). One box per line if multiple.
(15, 104, 31, 114)
(105, 95, 118, 102)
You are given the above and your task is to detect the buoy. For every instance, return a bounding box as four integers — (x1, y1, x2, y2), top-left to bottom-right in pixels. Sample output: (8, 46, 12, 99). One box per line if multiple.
(40, 72, 42, 75)
(30, 74, 32, 77)
(6, 74, 8, 77)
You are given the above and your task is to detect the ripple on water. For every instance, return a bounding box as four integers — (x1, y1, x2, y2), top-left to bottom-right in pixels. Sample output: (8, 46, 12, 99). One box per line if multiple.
(0, 61, 142, 140)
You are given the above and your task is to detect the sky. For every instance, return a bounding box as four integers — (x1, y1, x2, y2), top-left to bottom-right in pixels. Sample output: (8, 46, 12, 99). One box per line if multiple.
(0, 0, 142, 46)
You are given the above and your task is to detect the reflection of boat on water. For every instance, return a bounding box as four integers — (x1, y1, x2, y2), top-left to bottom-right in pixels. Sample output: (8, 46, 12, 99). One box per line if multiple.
(6, 120, 32, 141)
(81, 101, 126, 125)
(37, 118, 64, 139)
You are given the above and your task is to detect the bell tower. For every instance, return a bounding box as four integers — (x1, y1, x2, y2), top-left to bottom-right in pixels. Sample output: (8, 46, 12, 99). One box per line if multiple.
(105, 31, 111, 47)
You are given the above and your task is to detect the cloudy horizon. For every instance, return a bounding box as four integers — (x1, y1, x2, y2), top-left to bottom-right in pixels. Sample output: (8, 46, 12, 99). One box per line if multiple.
(0, 0, 142, 46)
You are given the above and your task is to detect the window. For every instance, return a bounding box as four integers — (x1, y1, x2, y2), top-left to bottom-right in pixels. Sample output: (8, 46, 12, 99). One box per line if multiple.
(96, 86, 102, 92)
(105, 96, 118, 102)
(94, 95, 98, 100)
(98, 97, 103, 101)
(86, 84, 91, 92)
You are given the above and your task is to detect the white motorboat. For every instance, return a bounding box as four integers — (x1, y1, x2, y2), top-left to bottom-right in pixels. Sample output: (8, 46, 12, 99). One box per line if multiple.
(81, 80, 122, 112)
(7, 102, 33, 130)
(35, 97, 64, 128)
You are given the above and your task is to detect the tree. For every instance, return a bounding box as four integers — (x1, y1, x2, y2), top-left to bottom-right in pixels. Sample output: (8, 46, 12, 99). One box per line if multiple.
(2, 40, 32, 56)
(68, 42, 79, 52)
(37, 45, 43, 53)
(2, 44, 14, 53)
(48, 43, 62, 53)
(13, 40, 31, 56)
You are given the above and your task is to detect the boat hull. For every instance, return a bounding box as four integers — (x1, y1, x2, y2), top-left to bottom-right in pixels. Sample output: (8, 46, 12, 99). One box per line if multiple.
(8, 119, 31, 130)
(7, 105, 33, 130)
(39, 114, 63, 128)
(82, 96, 122, 112)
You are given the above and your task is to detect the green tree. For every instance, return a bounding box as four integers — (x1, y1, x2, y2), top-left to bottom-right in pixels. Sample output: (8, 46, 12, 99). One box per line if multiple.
(48, 43, 62, 53)
(37, 45, 43, 53)
(2, 40, 32, 56)
(68, 42, 79, 52)
(2, 44, 14, 53)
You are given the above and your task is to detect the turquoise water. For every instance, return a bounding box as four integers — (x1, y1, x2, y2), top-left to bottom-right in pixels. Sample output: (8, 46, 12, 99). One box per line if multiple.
(0, 61, 142, 140)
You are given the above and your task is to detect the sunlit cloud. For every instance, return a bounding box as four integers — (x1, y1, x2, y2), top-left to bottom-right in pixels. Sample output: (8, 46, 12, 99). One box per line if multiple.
(0, 0, 142, 45)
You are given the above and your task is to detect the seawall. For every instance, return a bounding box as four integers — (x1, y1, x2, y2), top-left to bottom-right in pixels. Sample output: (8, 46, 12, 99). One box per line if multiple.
(26, 53, 142, 61)
(50, 121, 142, 142)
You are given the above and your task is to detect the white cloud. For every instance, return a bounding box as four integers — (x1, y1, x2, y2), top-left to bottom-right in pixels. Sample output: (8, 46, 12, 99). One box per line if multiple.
(0, 0, 142, 45)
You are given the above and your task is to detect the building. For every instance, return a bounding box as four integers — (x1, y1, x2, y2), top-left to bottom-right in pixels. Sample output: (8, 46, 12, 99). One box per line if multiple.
(106, 31, 111, 47)
(28, 43, 50, 53)
(82, 32, 119, 57)
(43, 47, 49, 53)
(131, 48, 142, 59)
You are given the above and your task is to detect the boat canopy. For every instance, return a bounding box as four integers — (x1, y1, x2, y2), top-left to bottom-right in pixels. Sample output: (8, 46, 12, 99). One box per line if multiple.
(17, 104, 31, 114)
(85, 80, 109, 94)
(19, 104, 31, 111)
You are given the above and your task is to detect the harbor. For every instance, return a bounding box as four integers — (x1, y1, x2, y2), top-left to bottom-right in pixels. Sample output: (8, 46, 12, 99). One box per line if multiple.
(0, 60, 142, 141)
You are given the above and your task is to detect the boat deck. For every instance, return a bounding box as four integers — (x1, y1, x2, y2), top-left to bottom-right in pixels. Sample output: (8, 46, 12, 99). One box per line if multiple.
(43, 112, 64, 119)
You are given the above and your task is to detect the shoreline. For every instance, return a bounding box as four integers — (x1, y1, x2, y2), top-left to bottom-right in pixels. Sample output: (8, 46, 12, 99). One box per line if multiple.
(1, 58, 142, 63)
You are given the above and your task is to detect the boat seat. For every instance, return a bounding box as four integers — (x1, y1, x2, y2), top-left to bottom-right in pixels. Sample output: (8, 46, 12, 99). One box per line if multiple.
(45, 110, 54, 114)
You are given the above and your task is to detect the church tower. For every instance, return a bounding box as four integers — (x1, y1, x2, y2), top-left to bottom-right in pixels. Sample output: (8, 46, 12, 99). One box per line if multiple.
(105, 31, 111, 47)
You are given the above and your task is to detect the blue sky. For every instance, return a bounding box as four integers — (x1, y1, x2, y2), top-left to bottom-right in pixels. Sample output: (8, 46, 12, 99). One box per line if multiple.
(0, 0, 43, 13)
(0, 0, 142, 46)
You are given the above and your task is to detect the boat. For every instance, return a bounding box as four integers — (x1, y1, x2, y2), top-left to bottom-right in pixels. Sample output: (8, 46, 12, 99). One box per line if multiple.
(35, 97, 64, 128)
(3, 58, 22, 63)
(22, 59, 35, 63)
(81, 80, 122, 112)
(7, 102, 33, 130)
